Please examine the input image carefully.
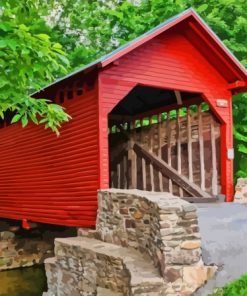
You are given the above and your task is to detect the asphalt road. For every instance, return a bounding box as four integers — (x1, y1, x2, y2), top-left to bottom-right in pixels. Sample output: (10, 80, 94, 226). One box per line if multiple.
(195, 202, 247, 295)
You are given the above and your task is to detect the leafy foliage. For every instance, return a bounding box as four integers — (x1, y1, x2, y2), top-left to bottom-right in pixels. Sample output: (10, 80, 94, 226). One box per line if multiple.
(47, 1, 246, 70)
(210, 274, 247, 296)
(0, 0, 71, 134)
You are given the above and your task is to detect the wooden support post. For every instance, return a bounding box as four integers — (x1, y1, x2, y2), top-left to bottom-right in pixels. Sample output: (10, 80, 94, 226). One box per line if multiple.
(167, 112, 173, 193)
(211, 121, 218, 196)
(111, 171, 114, 188)
(175, 90, 183, 105)
(221, 122, 234, 201)
(177, 109, 183, 197)
(123, 154, 127, 189)
(187, 108, 193, 182)
(117, 163, 121, 188)
(158, 114, 163, 192)
(141, 119, 147, 190)
(129, 121, 137, 189)
(149, 117, 154, 191)
(198, 105, 205, 191)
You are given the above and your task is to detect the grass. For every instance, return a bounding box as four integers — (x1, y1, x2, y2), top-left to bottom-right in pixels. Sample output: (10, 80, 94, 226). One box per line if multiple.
(209, 274, 247, 296)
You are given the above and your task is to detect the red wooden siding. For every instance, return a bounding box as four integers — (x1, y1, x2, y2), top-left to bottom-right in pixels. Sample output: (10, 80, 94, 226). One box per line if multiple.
(0, 86, 99, 227)
(1, 10, 244, 228)
(99, 30, 234, 200)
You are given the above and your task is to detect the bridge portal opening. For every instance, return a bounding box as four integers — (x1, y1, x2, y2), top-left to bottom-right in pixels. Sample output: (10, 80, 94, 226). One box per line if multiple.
(108, 85, 221, 201)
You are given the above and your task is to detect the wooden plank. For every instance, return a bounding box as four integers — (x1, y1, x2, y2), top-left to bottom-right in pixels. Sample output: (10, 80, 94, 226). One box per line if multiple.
(129, 121, 137, 189)
(177, 110, 183, 197)
(198, 105, 205, 191)
(174, 90, 183, 105)
(133, 97, 202, 121)
(158, 114, 163, 191)
(142, 158, 146, 190)
(111, 170, 114, 188)
(141, 119, 147, 190)
(167, 112, 173, 193)
(123, 154, 127, 189)
(117, 163, 121, 188)
(108, 114, 132, 122)
(211, 121, 218, 195)
(133, 143, 212, 198)
(149, 118, 154, 191)
(120, 158, 124, 189)
(110, 147, 128, 167)
(187, 108, 193, 182)
(182, 197, 217, 203)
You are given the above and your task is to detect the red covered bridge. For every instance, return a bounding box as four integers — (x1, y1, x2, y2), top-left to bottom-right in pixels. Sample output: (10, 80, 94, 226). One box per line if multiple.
(0, 8, 246, 227)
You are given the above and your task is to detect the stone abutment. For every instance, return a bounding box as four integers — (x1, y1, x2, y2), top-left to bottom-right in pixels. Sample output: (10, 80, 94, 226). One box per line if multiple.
(44, 189, 216, 295)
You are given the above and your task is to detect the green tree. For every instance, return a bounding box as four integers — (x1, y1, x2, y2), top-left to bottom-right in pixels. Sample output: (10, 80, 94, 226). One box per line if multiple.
(0, 0, 71, 135)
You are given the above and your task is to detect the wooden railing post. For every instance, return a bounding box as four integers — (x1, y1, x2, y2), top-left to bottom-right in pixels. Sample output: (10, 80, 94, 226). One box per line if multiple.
(129, 121, 137, 189)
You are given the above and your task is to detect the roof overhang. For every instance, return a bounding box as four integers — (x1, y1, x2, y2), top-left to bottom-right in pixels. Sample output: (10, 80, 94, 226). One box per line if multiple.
(33, 8, 247, 97)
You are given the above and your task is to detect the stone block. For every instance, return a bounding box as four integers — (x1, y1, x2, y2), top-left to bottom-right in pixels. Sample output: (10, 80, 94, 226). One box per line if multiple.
(160, 227, 185, 237)
(182, 204, 196, 213)
(164, 267, 182, 282)
(180, 240, 201, 250)
(166, 248, 201, 265)
(159, 221, 172, 228)
(183, 212, 198, 220)
(132, 210, 144, 220)
(183, 265, 217, 291)
(234, 178, 247, 202)
(0, 231, 15, 240)
(159, 214, 178, 221)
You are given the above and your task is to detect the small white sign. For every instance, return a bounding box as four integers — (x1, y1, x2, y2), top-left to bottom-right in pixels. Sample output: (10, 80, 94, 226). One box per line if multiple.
(227, 148, 234, 160)
(216, 99, 228, 108)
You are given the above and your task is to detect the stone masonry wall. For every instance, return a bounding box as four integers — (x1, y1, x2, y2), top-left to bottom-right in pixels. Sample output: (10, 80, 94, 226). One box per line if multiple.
(95, 189, 216, 294)
(0, 231, 52, 270)
(96, 190, 215, 286)
(45, 189, 216, 295)
(234, 178, 247, 202)
(0, 221, 76, 270)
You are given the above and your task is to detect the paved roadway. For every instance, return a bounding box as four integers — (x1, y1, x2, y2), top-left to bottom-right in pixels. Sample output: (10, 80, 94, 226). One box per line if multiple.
(195, 202, 247, 295)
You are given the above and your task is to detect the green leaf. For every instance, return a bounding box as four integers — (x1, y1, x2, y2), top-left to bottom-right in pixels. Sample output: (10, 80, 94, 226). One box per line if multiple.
(21, 115, 28, 127)
(0, 40, 8, 48)
(0, 23, 12, 32)
(6, 39, 18, 50)
(0, 80, 8, 88)
(57, 54, 70, 65)
(11, 114, 22, 123)
(29, 112, 39, 124)
(39, 118, 48, 124)
(53, 43, 62, 49)
(19, 24, 29, 31)
(197, 4, 208, 13)
(238, 144, 247, 154)
(36, 33, 50, 41)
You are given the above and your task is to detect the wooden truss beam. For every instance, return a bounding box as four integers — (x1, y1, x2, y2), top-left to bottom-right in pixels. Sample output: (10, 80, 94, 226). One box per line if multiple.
(133, 143, 212, 198)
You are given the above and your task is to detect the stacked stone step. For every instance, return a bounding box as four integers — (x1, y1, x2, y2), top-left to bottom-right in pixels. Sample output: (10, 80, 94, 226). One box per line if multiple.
(44, 236, 165, 296)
